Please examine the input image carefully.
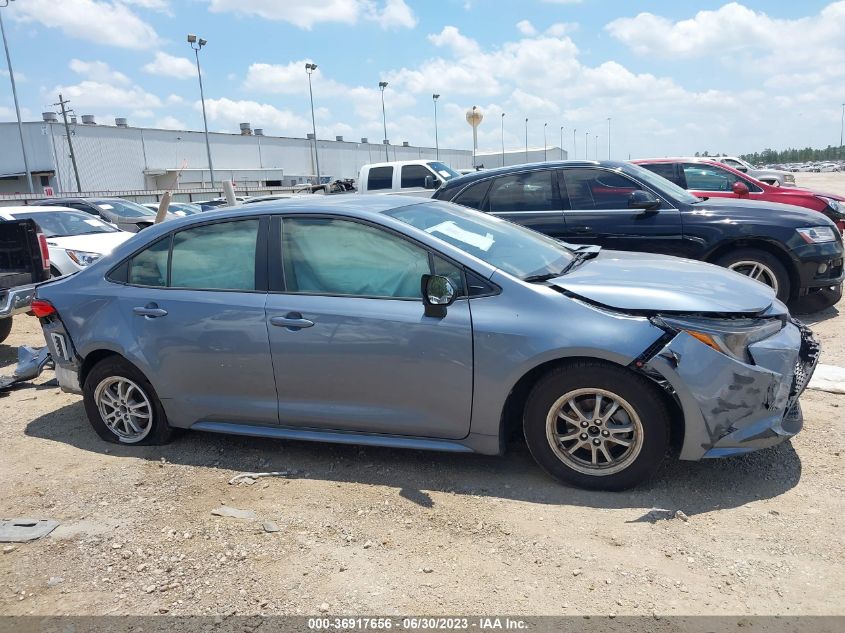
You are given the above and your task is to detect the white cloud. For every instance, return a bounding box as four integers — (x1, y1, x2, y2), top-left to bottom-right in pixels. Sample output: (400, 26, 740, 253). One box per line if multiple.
(166, 94, 186, 105)
(155, 116, 188, 130)
(244, 60, 319, 95)
(69, 59, 131, 85)
(516, 20, 537, 36)
(143, 52, 197, 80)
(541, 0, 583, 4)
(207, 0, 416, 30)
(51, 59, 163, 111)
(10, 0, 159, 49)
(0, 68, 26, 82)
(200, 98, 310, 136)
(122, 0, 171, 10)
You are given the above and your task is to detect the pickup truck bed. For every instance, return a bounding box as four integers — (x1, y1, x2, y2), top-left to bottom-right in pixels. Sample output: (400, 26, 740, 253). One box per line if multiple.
(0, 218, 50, 343)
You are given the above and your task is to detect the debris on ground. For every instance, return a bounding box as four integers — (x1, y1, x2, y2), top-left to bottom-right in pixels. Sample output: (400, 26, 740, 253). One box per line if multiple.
(228, 471, 290, 485)
(0, 518, 59, 543)
(210, 506, 258, 520)
(807, 364, 845, 394)
(0, 346, 52, 392)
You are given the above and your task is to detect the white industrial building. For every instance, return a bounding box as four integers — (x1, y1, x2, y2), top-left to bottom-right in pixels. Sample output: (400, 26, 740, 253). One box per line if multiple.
(475, 146, 567, 169)
(0, 115, 476, 197)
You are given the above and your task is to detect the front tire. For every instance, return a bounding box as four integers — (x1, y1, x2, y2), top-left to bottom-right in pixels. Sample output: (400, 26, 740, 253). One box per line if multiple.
(714, 248, 791, 302)
(523, 361, 670, 491)
(83, 357, 175, 445)
(0, 317, 12, 344)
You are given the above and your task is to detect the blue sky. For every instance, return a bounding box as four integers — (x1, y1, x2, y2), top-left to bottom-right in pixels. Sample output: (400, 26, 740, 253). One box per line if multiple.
(1, 0, 844, 159)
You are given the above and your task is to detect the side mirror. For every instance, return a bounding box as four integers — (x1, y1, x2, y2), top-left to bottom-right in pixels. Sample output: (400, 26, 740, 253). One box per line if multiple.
(628, 190, 661, 211)
(732, 181, 750, 197)
(421, 274, 457, 317)
(734, 165, 748, 173)
(424, 175, 440, 189)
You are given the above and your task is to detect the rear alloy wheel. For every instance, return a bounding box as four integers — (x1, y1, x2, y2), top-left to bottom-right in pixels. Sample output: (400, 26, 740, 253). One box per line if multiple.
(715, 248, 791, 303)
(83, 357, 176, 445)
(523, 361, 669, 491)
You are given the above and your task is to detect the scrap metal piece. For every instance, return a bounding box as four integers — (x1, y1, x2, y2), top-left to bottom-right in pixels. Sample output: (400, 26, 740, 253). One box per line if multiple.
(0, 346, 53, 391)
(0, 519, 59, 543)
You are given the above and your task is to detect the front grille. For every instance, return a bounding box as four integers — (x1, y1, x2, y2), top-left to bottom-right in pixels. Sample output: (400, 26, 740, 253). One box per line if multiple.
(787, 320, 821, 407)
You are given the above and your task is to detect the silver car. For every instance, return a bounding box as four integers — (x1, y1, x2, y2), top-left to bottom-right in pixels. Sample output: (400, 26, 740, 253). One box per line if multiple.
(33, 197, 819, 490)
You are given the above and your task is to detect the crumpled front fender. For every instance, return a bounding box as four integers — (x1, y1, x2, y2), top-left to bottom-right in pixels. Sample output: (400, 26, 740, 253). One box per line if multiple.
(644, 323, 808, 461)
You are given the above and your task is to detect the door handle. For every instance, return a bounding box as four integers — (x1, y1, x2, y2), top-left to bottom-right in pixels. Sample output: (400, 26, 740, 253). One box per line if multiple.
(270, 313, 314, 330)
(133, 304, 168, 318)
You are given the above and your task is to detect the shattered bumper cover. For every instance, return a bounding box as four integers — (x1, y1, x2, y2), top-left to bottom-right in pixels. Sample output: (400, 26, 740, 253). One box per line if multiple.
(645, 321, 819, 461)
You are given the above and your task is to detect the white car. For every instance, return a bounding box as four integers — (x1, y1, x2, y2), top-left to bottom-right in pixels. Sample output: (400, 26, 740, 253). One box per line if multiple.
(0, 206, 133, 276)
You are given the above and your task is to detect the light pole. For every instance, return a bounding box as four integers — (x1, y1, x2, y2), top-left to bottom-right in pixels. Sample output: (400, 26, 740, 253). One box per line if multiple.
(560, 126, 564, 160)
(0, 1, 33, 193)
(840, 103, 845, 149)
(595, 135, 598, 161)
(607, 117, 611, 160)
(501, 113, 505, 167)
(543, 122, 548, 161)
(432, 94, 440, 160)
(524, 118, 528, 162)
(585, 131, 588, 160)
(572, 128, 576, 159)
(187, 34, 215, 187)
(305, 62, 321, 184)
(379, 81, 389, 161)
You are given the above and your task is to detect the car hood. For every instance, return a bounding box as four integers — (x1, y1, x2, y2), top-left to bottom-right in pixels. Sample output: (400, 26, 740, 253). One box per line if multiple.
(47, 231, 134, 254)
(690, 197, 831, 224)
(773, 185, 844, 202)
(549, 250, 775, 314)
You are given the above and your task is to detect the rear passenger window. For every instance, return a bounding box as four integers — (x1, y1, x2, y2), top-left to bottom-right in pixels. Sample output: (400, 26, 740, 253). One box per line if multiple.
(170, 220, 259, 290)
(563, 168, 642, 210)
(488, 171, 556, 213)
(401, 165, 432, 188)
(452, 180, 491, 210)
(367, 167, 393, 191)
(128, 237, 169, 287)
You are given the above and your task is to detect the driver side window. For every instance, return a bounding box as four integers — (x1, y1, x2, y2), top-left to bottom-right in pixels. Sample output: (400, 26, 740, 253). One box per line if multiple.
(561, 168, 643, 210)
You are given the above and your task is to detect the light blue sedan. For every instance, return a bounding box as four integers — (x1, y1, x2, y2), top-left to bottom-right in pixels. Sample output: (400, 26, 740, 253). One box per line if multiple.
(32, 196, 818, 490)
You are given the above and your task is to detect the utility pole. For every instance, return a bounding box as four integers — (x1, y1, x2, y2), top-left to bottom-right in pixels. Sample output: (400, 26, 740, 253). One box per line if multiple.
(0, 2, 33, 193)
(54, 94, 81, 192)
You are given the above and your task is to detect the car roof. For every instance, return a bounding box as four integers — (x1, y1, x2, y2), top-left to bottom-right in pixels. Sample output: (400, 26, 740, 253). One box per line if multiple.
(437, 160, 626, 189)
(0, 205, 77, 216)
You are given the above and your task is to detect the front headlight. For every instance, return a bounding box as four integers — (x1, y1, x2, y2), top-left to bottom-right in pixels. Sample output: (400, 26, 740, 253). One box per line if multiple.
(656, 316, 783, 363)
(796, 226, 838, 243)
(817, 196, 844, 218)
(66, 249, 102, 267)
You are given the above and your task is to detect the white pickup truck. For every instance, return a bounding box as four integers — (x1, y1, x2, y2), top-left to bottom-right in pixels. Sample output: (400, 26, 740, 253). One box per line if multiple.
(357, 160, 462, 196)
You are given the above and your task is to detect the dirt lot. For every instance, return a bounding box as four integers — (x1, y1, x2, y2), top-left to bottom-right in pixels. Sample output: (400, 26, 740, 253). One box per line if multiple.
(1, 173, 844, 617)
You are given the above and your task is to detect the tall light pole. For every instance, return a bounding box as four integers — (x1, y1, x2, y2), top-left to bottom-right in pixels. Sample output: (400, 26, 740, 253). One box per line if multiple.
(840, 103, 845, 149)
(524, 118, 528, 162)
(379, 81, 389, 161)
(572, 128, 576, 159)
(560, 126, 564, 160)
(543, 122, 548, 161)
(187, 34, 215, 187)
(585, 131, 588, 160)
(607, 117, 611, 160)
(501, 112, 505, 167)
(595, 135, 598, 161)
(0, 1, 33, 193)
(432, 94, 440, 160)
(305, 63, 321, 184)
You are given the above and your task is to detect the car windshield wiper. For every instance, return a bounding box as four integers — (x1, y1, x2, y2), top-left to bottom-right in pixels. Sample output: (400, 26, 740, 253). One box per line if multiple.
(523, 247, 601, 283)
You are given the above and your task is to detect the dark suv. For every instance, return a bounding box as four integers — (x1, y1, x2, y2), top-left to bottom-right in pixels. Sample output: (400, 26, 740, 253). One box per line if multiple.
(432, 161, 844, 309)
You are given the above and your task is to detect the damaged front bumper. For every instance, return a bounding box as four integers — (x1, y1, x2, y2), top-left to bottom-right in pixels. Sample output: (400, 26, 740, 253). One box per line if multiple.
(644, 320, 819, 461)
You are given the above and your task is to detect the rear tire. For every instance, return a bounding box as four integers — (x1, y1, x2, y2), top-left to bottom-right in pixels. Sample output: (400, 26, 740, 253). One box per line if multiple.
(714, 248, 791, 302)
(0, 317, 12, 344)
(83, 356, 176, 445)
(523, 361, 670, 491)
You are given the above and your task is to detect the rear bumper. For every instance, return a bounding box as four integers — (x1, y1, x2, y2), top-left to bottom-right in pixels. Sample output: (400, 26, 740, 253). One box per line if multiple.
(0, 284, 36, 319)
(644, 321, 819, 461)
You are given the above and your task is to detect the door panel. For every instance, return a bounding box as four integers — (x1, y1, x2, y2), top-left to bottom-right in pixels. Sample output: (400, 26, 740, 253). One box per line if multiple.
(266, 294, 473, 439)
(486, 170, 568, 238)
(118, 286, 278, 427)
(560, 167, 689, 257)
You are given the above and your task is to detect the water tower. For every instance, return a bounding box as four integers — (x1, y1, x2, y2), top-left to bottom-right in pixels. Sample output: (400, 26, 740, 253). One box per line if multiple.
(466, 106, 483, 168)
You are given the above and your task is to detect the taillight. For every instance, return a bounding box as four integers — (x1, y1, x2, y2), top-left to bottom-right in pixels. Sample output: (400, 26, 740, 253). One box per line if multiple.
(31, 298, 57, 318)
(37, 232, 51, 273)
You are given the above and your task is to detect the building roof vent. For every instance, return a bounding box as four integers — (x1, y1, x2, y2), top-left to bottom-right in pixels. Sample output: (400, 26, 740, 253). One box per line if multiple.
(240, 122, 252, 135)
(336, 135, 344, 142)
(306, 133, 315, 140)
(42, 112, 58, 123)
(115, 117, 128, 127)
(70, 116, 77, 124)
(254, 128, 264, 136)
(361, 137, 368, 143)
(402, 141, 410, 147)
(81, 115, 96, 125)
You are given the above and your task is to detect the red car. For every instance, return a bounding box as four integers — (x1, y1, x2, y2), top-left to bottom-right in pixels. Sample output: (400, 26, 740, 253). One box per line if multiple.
(633, 158, 845, 229)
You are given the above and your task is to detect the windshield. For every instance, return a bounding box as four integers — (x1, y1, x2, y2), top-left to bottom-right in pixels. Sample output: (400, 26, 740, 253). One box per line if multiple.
(386, 202, 574, 280)
(9, 210, 118, 237)
(95, 199, 156, 218)
(427, 162, 460, 181)
(169, 203, 203, 215)
(621, 163, 701, 205)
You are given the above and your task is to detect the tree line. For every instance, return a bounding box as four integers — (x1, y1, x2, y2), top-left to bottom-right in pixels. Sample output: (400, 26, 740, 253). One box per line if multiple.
(694, 146, 845, 164)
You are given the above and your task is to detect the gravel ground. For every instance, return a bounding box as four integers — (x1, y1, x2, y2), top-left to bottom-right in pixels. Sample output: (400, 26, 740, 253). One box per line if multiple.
(1, 173, 844, 616)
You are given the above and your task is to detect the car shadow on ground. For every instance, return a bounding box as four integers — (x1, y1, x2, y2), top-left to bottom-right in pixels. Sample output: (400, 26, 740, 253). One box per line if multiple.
(25, 401, 802, 520)
(798, 304, 840, 326)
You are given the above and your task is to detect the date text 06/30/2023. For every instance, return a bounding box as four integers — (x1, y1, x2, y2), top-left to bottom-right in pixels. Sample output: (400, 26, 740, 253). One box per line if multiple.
(307, 617, 529, 630)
